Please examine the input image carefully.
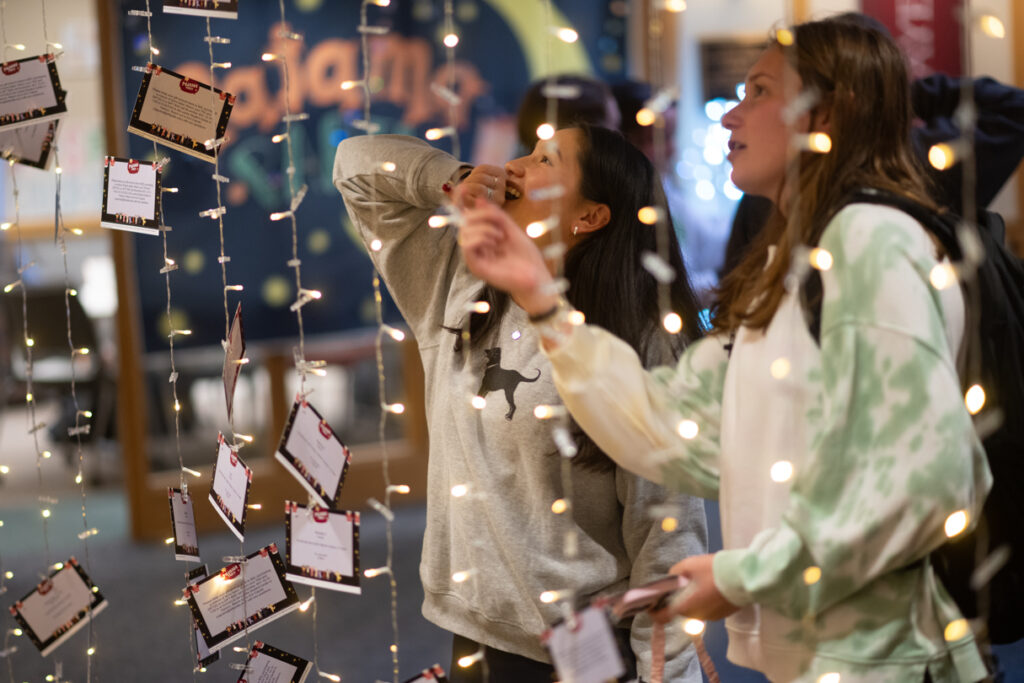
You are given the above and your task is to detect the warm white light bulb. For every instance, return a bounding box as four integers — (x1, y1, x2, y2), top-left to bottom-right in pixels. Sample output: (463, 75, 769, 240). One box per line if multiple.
(964, 384, 985, 415)
(663, 312, 682, 334)
(770, 357, 791, 379)
(978, 14, 1006, 39)
(929, 143, 955, 171)
(443, 33, 459, 48)
(556, 28, 579, 43)
(944, 617, 970, 642)
(809, 247, 833, 271)
(536, 123, 555, 141)
(803, 566, 822, 585)
(944, 510, 969, 538)
(636, 108, 656, 126)
(808, 132, 832, 153)
(637, 206, 660, 225)
(677, 420, 699, 440)
(526, 221, 549, 239)
(770, 460, 794, 483)
(682, 618, 705, 635)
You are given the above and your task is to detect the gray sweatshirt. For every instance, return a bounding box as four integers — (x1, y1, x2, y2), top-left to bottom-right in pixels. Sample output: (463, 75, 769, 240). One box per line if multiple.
(333, 134, 706, 682)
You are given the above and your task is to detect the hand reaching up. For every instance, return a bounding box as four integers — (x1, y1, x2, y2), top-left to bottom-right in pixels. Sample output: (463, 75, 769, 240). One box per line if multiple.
(457, 200, 559, 317)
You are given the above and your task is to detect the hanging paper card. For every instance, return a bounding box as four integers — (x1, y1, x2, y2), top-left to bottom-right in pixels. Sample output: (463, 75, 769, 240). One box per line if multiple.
(237, 641, 311, 683)
(275, 397, 351, 508)
(222, 302, 245, 422)
(183, 544, 299, 653)
(168, 487, 200, 562)
(542, 605, 626, 683)
(185, 565, 220, 669)
(127, 63, 234, 163)
(402, 664, 450, 683)
(208, 433, 252, 541)
(284, 502, 360, 594)
(0, 54, 66, 132)
(163, 0, 239, 19)
(0, 119, 57, 169)
(8, 557, 107, 657)
(100, 156, 162, 235)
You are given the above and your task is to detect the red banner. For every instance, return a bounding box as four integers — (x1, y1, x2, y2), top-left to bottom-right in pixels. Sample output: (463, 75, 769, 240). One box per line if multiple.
(860, 0, 963, 78)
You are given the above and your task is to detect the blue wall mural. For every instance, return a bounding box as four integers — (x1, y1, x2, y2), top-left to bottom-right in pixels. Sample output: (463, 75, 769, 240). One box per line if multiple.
(118, 0, 627, 352)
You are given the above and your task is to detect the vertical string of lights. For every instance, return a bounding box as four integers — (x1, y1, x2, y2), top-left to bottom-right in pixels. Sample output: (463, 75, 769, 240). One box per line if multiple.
(262, 5, 343, 681)
(0, 0, 53, 576)
(348, 2, 409, 682)
(0, 6, 33, 682)
(639, 1, 684, 338)
(37, 2, 101, 677)
(540, 0, 582, 632)
(133, 1, 202, 676)
(936, 8, 1011, 645)
(762, 15, 840, 669)
(200, 12, 263, 674)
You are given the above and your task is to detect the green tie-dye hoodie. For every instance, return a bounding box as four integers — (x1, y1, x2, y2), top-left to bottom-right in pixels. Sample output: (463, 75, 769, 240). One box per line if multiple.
(541, 203, 993, 682)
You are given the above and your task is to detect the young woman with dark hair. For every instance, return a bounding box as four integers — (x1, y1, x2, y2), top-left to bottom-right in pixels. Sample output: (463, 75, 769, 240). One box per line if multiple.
(333, 125, 706, 682)
(459, 17, 992, 683)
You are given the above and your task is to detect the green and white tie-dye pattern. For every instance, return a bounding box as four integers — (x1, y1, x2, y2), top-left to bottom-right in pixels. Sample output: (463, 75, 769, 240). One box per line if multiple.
(542, 204, 992, 682)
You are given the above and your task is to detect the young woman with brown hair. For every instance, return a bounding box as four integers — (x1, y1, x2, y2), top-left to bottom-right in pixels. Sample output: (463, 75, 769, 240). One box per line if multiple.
(459, 17, 992, 683)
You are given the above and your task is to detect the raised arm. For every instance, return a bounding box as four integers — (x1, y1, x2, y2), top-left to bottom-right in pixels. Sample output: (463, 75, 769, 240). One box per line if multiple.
(459, 200, 725, 498)
(333, 134, 470, 342)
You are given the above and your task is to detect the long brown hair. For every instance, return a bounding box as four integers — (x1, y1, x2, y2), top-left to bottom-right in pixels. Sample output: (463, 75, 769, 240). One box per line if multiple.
(712, 17, 938, 333)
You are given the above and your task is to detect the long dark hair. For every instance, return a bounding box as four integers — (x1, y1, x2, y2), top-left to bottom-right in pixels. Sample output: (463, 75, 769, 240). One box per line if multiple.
(459, 124, 704, 470)
(712, 17, 937, 334)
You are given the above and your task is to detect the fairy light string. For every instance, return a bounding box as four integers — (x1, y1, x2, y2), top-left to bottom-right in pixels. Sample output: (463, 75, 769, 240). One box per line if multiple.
(264, 3, 338, 679)
(53, 144, 101, 683)
(352, 1, 406, 680)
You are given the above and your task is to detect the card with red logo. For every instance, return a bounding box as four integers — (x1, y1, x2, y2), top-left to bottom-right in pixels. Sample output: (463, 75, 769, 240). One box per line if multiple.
(127, 63, 234, 163)
(402, 665, 450, 683)
(0, 54, 66, 133)
(275, 397, 351, 508)
(185, 565, 220, 670)
(0, 118, 58, 169)
(222, 302, 245, 422)
(284, 502, 361, 594)
(541, 605, 627, 683)
(208, 432, 252, 541)
(183, 544, 299, 654)
(8, 557, 107, 656)
(237, 641, 310, 683)
(163, 0, 239, 19)
(100, 156, 162, 235)
(168, 487, 200, 562)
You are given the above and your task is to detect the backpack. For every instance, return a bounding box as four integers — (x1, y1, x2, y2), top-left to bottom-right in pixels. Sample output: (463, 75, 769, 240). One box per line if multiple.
(804, 188, 1024, 644)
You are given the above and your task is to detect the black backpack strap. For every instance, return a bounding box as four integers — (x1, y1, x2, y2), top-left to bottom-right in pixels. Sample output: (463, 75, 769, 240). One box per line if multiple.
(802, 189, 960, 345)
